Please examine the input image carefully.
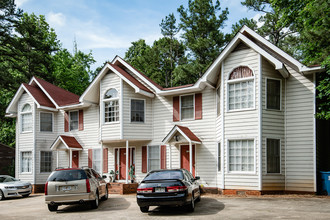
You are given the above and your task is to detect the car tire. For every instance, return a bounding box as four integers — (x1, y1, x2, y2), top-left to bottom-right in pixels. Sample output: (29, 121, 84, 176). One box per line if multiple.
(140, 206, 149, 213)
(0, 190, 4, 201)
(48, 204, 58, 212)
(91, 191, 99, 209)
(22, 194, 30, 198)
(186, 195, 195, 212)
(101, 186, 108, 201)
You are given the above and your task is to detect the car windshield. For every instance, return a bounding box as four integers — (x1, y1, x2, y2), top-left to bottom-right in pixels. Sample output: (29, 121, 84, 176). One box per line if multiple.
(47, 170, 87, 182)
(144, 170, 183, 181)
(0, 176, 17, 183)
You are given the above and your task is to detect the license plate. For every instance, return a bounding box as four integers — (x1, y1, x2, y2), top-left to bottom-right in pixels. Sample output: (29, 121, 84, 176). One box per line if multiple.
(155, 187, 165, 192)
(61, 186, 72, 191)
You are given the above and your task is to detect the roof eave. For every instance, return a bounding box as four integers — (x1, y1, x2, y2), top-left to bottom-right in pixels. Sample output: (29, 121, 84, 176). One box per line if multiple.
(301, 66, 325, 75)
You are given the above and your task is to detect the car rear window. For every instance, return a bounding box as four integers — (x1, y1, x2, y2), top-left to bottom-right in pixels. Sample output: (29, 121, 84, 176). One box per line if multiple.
(144, 170, 183, 181)
(47, 170, 87, 181)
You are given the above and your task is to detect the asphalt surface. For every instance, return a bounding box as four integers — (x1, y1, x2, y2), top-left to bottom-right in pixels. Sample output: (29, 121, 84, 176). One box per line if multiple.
(0, 194, 330, 219)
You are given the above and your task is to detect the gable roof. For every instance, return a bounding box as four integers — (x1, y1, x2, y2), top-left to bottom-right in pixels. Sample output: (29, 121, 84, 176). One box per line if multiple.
(22, 83, 55, 108)
(50, 135, 83, 151)
(162, 125, 202, 144)
(32, 77, 80, 107)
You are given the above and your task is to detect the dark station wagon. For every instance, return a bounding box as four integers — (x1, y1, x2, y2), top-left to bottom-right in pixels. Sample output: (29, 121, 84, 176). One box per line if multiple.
(136, 169, 201, 212)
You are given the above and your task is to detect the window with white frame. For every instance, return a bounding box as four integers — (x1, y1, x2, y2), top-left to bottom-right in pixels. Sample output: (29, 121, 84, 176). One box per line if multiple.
(40, 151, 52, 172)
(40, 112, 53, 132)
(181, 95, 194, 120)
(69, 111, 78, 131)
(267, 139, 281, 173)
(21, 151, 32, 173)
(92, 149, 101, 173)
(267, 79, 281, 110)
(21, 104, 32, 132)
(228, 66, 254, 111)
(131, 99, 144, 122)
(104, 88, 119, 123)
(228, 140, 254, 172)
(148, 145, 160, 171)
(218, 142, 221, 172)
(216, 87, 221, 116)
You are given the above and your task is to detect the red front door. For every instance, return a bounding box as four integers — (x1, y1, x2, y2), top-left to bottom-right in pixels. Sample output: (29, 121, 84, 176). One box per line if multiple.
(119, 148, 126, 180)
(72, 151, 79, 168)
(180, 145, 195, 177)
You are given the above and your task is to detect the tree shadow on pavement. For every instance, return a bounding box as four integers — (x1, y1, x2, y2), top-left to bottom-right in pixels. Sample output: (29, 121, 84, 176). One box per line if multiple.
(56, 197, 130, 213)
(147, 197, 225, 216)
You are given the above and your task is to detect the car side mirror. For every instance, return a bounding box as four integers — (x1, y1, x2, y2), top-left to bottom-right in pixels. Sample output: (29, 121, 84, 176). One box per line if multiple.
(194, 176, 200, 181)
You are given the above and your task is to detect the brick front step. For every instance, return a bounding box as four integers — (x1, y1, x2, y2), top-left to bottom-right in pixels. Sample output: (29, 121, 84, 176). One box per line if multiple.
(108, 183, 138, 194)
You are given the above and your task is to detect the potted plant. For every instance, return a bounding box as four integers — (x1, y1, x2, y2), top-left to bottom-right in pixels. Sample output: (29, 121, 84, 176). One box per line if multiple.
(109, 170, 118, 182)
(128, 165, 136, 183)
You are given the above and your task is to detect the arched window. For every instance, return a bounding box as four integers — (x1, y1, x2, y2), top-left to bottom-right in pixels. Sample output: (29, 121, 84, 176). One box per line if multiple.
(228, 66, 254, 110)
(21, 104, 32, 132)
(104, 88, 119, 122)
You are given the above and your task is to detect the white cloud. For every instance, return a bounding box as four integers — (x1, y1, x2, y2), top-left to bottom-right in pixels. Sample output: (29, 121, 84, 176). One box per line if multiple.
(15, 0, 29, 7)
(46, 12, 66, 27)
(252, 13, 264, 28)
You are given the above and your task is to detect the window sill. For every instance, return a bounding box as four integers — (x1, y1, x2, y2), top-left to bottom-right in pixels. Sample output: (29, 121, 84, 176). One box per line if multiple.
(265, 173, 282, 175)
(226, 108, 256, 113)
(39, 131, 53, 133)
(130, 121, 145, 124)
(265, 108, 282, 112)
(180, 118, 195, 122)
(103, 121, 120, 125)
(21, 131, 33, 134)
(20, 172, 32, 174)
(226, 171, 257, 175)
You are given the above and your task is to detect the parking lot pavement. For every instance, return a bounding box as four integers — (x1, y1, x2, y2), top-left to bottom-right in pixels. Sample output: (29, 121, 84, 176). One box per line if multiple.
(0, 194, 330, 220)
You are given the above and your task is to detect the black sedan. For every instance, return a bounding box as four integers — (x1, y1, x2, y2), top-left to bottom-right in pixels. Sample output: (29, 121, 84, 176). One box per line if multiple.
(136, 169, 201, 212)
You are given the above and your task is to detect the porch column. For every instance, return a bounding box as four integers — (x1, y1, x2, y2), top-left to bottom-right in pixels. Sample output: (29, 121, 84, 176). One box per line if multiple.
(189, 141, 193, 174)
(126, 140, 129, 183)
(69, 149, 72, 168)
(100, 143, 103, 175)
(56, 151, 59, 168)
(169, 145, 172, 169)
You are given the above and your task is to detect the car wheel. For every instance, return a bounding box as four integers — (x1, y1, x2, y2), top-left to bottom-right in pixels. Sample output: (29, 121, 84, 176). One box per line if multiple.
(0, 190, 4, 201)
(91, 191, 99, 209)
(48, 204, 58, 212)
(22, 194, 30, 198)
(140, 206, 149, 213)
(101, 186, 108, 201)
(186, 195, 195, 212)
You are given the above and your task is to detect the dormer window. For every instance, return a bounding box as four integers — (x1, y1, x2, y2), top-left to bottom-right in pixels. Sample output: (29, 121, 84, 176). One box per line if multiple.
(228, 66, 254, 111)
(21, 104, 32, 132)
(104, 88, 119, 123)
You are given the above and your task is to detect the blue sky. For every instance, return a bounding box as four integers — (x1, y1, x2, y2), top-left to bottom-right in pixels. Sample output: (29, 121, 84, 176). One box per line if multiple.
(16, 0, 260, 70)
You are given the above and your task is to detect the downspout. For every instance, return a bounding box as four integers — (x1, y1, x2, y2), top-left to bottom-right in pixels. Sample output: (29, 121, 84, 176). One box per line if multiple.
(313, 73, 317, 192)
(258, 54, 263, 191)
(221, 62, 225, 189)
(33, 103, 36, 189)
(284, 78, 287, 190)
(126, 140, 129, 183)
(189, 141, 193, 175)
(120, 79, 124, 139)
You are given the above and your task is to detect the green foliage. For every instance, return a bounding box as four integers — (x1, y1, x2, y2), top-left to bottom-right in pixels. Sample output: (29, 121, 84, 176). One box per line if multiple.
(229, 18, 258, 39)
(316, 58, 330, 120)
(178, 0, 229, 77)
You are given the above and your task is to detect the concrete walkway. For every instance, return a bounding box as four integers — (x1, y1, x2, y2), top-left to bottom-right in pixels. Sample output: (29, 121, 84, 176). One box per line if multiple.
(0, 194, 329, 219)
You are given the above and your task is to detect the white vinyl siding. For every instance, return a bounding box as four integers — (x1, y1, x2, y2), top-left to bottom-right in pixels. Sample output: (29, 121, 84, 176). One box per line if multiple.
(216, 87, 221, 116)
(21, 151, 32, 173)
(40, 112, 53, 132)
(148, 145, 160, 171)
(40, 151, 52, 173)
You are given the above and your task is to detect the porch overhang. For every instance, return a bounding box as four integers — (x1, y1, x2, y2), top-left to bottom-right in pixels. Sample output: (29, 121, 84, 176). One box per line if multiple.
(51, 135, 83, 151)
(100, 138, 152, 144)
(162, 125, 201, 145)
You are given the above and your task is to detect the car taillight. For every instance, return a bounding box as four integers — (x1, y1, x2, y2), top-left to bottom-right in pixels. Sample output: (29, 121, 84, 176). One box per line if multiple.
(167, 185, 187, 192)
(45, 182, 48, 195)
(137, 188, 153, 193)
(86, 179, 91, 193)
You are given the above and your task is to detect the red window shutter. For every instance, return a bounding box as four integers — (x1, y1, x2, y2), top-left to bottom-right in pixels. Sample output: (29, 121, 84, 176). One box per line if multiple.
(88, 149, 93, 168)
(195, 93, 202, 120)
(142, 146, 147, 173)
(78, 110, 84, 131)
(160, 145, 166, 169)
(103, 148, 108, 173)
(173, 96, 180, 122)
(64, 111, 69, 132)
